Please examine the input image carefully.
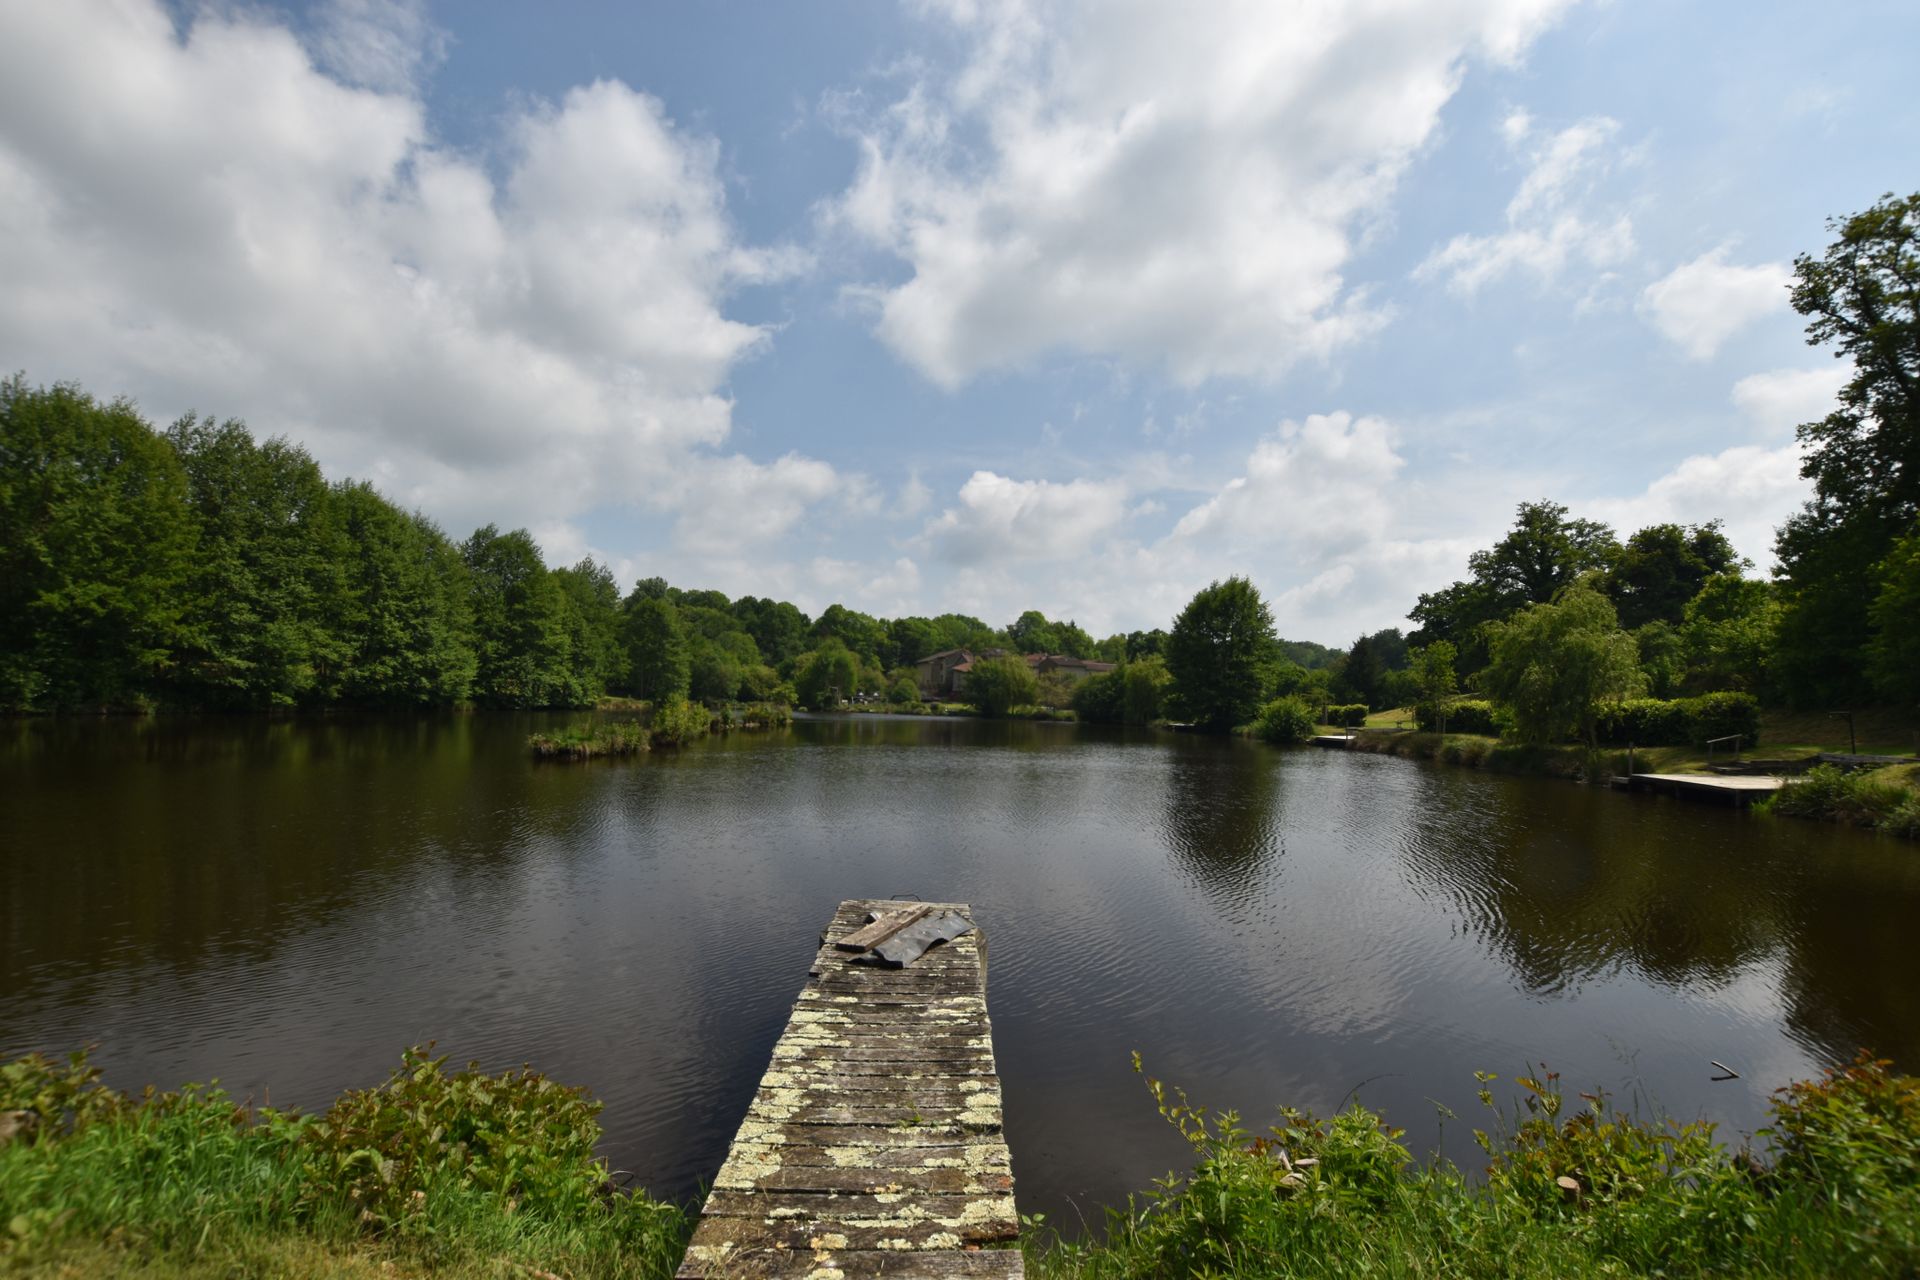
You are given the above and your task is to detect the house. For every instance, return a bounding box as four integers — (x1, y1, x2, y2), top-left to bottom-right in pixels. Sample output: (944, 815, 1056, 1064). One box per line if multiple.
(1030, 654, 1117, 684)
(914, 648, 973, 699)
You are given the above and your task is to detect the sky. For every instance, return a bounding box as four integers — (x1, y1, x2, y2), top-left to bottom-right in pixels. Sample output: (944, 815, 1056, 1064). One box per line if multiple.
(2, 0, 1914, 644)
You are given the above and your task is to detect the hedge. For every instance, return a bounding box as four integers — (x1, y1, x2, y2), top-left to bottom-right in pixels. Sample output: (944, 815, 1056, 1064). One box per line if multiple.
(1413, 699, 1501, 736)
(1592, 692, 1761, 747)
(1325, 703, 1369, 727)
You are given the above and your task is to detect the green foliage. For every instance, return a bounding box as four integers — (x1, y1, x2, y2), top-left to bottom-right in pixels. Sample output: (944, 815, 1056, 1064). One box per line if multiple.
(1483, 582, 1644, 747)
(330, 483, 476, 705)
(964, 655, 1039, 718)
(1071, 668, 1127, 723)
(553, 559, 624, 699)
(528, 721, 651, 760)
(1868, 521, 1920, 707)
(624, 597, 691, 703)
(646, 696, 711, 747)
(1680, 573, 1780, 696)
(1759, 764, 1914, 832)
(794, 638, 858, 709)
(1325, 703, 1368, 728)
(1123, 657, 1171, 725)
(0, 1048, 688, 1278)
(1412, 698, 1500, 735)
(1028, 1055, 1920, 1280)
(166, 415, 351, 708)
(887, 675, 920, 705)
(1252, 696, 1315, 744)
(461, 526, 584, 707)
(1607, 521, 1745, 630)
(1166, 577, 1278, 732)
(1772, 192, 1920, 705)
(0, 377, 194, 710)
(1590, 693, 1762, 748)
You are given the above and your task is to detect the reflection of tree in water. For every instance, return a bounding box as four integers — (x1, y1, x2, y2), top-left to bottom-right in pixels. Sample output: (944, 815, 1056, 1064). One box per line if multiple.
(1775, 847, 1920, 1069)
(1398, 777, 1789, 997)
(1157, 739, 1283, 912)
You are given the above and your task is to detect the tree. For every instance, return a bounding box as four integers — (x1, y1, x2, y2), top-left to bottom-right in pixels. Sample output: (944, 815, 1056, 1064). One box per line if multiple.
(1252, 696, 1316, 744)
(811, 604, 885, 661)
(1773, 191, 1920, 703)
(1679, 574, 1779, 695)
(1481, 581, 1644, 747)
(1409, 641, 1457, 729)
(463, 525, 581, 706)
(553, 558, 623, 698)
(1866, 522, 1920, 708)
(625, 597, 691, 702)
(1008, 610, 1061, 655)
(1607, 522, 1744, 630)
(166, 415, 350, 707)
(1166, 577, 1278, 732)
(1125, 629, 1168, 660)
(1123, 656, 1172, 724)
(1339, 633, 1384, 708)
(0, 377, 194, 709)
(331, 481, 476, 705)
(795, 638, 858, 709)
(963, 655, 1038, 718)
(732, 596, 810, 665)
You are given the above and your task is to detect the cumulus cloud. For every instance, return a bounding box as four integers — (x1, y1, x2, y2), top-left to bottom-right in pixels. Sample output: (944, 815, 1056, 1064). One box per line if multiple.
(1171, 412, 1402, 554)
(921, 470, 1131, 563)
(1639, 248, 1793, 359)
(826, 0, 1578, 387)
(1418, 115, 1634, 294)
(0, 0, 836, 560)
(1731, 365, 1849, 434)
(1585, 443, 1808, 569)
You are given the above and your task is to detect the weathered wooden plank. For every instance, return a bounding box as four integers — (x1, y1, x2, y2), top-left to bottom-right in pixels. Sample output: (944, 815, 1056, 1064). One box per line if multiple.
(836, 903, 934, 951)
(682, 901, 1016, 1280)
(679, 1247, 1023, 1280)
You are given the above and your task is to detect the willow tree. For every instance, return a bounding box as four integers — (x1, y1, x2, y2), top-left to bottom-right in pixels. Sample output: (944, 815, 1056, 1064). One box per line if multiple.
(1482, 581, 1643, 747)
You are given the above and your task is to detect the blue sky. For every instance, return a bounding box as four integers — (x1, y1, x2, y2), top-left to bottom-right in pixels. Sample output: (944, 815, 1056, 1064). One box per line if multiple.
(2, 0, 1914, 643)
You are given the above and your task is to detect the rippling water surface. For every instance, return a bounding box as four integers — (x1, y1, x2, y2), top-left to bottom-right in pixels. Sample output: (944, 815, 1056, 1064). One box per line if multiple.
(4, 714, 1918, 1224)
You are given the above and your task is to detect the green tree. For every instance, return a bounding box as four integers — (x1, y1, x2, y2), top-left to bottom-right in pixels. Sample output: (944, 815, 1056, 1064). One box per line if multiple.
(963, 655, 1038, 717)
(1633, 621, 1686, 699)
(1409, 641, 1458, 727)
(462, 525, 580, 706)
(811, 604, 885, 661)
(795, 638, 858, 709)
(1008, 610, 1061, 655)
(1166, 577, 1278, 732)
(731, 596, 811, 664)
(1774, 192, 1920, 703)
(1125, 628, 1168, 660)
(1123, 655, 1172, 724)
(1866, 522, 1920, 708)
(166, 415, 350, 707)
(0, 378, 194, 709)
(1482, 581, 1644, 747)
(1252, 695, 1316, 744)
(1607, 522, 1744, 630)
(1340, 633, 1384, 708)
(625, 596, 691, 702)
(552, 558, 623, 698)
(331, 481, 476, 705)
(1679, 574, 1779, 695)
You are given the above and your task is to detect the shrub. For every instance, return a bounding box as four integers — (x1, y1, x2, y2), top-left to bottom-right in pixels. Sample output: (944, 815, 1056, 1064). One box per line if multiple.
(1588, 692, 1762, 748)
(1762, 764, 1909, 828)
(528, 721, 650, 760)
(1324, 703, 1368, 728)
(647, 696, 711, 747)
(886, 676, 919, 705)
(1253, 696, 1315, 744)
(964, 656, 1039, 718)
(1684, 690, 1763, 746)
(1413, 698, 1500, 735)
(1070, 669, 1127, 724)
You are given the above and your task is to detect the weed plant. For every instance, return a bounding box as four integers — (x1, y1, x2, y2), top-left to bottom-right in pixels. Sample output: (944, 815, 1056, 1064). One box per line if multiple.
(0, 1048, 689, 1278)
(1761, 764, 1919, 838)
(1025, 1052, 1920, 1279)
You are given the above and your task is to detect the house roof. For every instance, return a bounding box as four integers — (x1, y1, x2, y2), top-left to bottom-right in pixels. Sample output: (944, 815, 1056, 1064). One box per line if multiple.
(915, 648, 970, 664)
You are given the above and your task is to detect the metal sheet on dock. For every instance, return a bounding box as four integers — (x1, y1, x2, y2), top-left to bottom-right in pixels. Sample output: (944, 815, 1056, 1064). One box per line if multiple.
(678, 899, 1022, 1280)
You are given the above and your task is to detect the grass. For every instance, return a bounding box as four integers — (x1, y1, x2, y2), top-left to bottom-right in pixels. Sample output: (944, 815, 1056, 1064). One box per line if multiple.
(1759, 762, 1920, 837)
(1024, 1053, 1920, 1279)
(0, 1048, 690, 1279)
(530, 701, 793, 759)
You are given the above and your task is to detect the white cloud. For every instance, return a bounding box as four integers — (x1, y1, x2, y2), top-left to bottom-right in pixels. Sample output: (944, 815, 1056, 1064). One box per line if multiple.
(1639, 248, 1792, 359)
(1731, 365, 1848, 434)
(311, 0, 446, 94)
(921, 470, 1131, 564)
(826, 0, 1578, 387)
(1170, 412, 1402, 553)
(0, 0, 834, 559)
(1585, 443, 1808, 569)
(1418, 116, 1634, 294)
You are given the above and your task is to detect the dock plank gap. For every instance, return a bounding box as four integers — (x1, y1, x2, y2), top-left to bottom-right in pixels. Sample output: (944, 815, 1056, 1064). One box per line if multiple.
(678, 899, 1022, 1280)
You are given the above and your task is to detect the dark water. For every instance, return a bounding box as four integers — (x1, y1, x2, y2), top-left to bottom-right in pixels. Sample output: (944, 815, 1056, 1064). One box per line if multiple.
(4, 714, 1918, 1227)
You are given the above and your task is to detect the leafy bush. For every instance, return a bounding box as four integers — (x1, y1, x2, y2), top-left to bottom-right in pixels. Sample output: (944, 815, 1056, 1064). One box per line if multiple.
(646, 696, 711, 747)
(1252, 696, 1315, 744)
(1413, 698, 1501, 735)
(1684, 690, 1763, 746)
(886, 676, 920, 705)
(1587, 692, 1762, 747)
(1761, 764, 1909, 829)
(964, 655, 1039, 718)
(1324, 703, 1368, 727)
(528, 721, 650, 760)
(1070, 669, 1126, 723)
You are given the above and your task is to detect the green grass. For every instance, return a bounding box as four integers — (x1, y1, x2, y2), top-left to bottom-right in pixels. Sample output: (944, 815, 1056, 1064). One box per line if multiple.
(1025, 1053, 1920, 1279)
(0, 1049, 690, 1279)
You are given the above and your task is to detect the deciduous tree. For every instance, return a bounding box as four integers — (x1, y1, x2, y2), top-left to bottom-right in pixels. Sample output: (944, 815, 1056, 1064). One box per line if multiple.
(1166, 577, 1278, 732)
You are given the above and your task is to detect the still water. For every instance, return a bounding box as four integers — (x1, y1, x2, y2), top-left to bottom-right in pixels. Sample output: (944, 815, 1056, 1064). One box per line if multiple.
(4, 714, 1917, 1225)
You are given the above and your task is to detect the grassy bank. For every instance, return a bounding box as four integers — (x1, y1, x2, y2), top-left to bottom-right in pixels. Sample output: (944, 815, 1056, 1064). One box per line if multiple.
(530, 699, 792, 759)
(1345, 729, 1594, 780)
(1025, 1053, 1920, 1279)
(0, 1048, 689, 1278)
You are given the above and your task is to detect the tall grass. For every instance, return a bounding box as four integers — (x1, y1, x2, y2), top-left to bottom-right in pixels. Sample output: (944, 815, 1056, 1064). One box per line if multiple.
(0, 1048, 689, 1278)
(1026, 1053, 1920, 1279)
(1760, 763, 1920, 839)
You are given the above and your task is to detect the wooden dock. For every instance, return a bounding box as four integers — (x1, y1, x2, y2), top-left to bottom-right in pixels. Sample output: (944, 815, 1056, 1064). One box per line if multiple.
(677, 899, 1021, 1280)
(1629, 773, 1789, 805)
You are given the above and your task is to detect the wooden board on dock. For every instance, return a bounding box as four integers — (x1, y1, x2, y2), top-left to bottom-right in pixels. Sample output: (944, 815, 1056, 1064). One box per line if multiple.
(678, 900, 1022, 1280)
(1629, 772, 1789, 805)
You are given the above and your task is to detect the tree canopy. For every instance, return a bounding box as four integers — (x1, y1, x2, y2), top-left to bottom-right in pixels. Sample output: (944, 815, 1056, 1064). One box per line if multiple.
(1166, 577, 1278, 731)
(1482, 582, 1643, 747)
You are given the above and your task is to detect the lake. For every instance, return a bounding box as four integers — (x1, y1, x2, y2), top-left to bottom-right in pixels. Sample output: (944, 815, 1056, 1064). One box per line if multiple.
(4, 713, 1917, 1226)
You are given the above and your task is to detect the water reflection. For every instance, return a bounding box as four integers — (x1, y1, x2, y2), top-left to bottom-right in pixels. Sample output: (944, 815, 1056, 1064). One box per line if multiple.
(2, 714, 1916, 1226)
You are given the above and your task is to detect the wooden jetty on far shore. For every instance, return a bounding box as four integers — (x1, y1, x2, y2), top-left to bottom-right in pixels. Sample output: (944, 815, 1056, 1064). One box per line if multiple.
(1627, 773, 1789, 805)
(677, 899, 1021, 1280)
